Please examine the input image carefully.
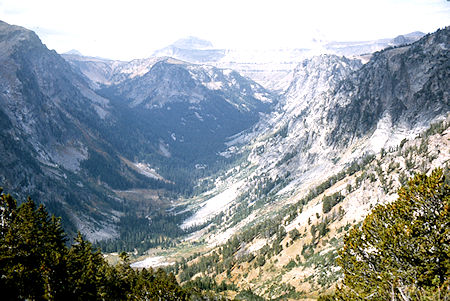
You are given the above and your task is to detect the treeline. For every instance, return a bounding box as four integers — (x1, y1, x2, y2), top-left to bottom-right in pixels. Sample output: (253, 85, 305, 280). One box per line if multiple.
(0, 189, 209, 300)
(282, 154, 375, 225)
(172, 154, 378, 286)
(171, 214, 287, 284)
(96, 201, 208, 254)
(96, 211, 187, 254)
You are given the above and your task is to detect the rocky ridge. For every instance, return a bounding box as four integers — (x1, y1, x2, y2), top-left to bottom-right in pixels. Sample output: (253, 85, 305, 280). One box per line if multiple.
(144, 28, 450, 298)
(182, 27, 449, 235)
(0, 20, 276, 241)
(0, 20, 122, 239)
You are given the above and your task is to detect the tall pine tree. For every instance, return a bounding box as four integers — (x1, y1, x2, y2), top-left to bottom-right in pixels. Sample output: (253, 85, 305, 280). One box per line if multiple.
(0, 191, 68, 300)
(0, 189, 198, 300)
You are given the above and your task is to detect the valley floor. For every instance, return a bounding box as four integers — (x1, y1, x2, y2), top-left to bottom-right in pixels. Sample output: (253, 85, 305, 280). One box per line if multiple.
(130, 118, 450, 299)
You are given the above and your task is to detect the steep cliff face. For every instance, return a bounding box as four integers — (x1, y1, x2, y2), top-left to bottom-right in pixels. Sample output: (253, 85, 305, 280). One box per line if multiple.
(182, 28, 449, 234)
(0, 21, 172, 240)
(238, 54, 364, 187)
(282, 55, 363, 118)
(328, 28, 449, 149)
(254, 28, 448, 178)
(0, 21, 110, 178)
(0, 21, 119, 238)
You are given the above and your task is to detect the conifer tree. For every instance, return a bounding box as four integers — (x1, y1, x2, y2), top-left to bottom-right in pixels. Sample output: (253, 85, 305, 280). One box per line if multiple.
(0, 191, 69, 300)
(0, 189, 194, 300)
(66, 232, 109, 300)
(336, 168, 449, 300)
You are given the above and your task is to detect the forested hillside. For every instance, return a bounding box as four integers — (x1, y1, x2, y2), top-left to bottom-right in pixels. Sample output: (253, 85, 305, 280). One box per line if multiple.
(1, 165, 448, 300)
(0, 190, 220, 300)
(0, 18, 449, 300)
(162, 119, 450, 299)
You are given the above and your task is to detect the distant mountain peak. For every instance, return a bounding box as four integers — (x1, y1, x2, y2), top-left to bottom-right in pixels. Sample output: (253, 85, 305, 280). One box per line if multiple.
(171, 36, 214, 50)
(151, 37, 223, 63)
(390, 31, 425, 46)
(64, 49, 83, 56)
(404, 31, 426, 38)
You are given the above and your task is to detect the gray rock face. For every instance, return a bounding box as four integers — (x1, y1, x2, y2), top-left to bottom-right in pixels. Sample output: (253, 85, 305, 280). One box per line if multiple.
(96, 58, 276, 170)
(283, 55, 363, 110)
(0, 21, 136, 239)
(0, 20, 109, 175)
(237, 54, 365, 186)
(0, 20, 277, 239)
(225, 28, 448, 208)
(0, 18, 447, 245)
(327, 28, 449, 147)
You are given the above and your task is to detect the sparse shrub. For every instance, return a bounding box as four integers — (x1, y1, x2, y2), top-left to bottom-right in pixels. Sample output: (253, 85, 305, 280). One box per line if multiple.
(289, 228, 300, 241)
(323, 192, 344, 213)
(284, 259, 297, 270)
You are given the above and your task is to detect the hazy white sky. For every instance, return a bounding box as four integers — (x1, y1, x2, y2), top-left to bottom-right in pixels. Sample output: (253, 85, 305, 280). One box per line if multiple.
(0, 0, 448, 60)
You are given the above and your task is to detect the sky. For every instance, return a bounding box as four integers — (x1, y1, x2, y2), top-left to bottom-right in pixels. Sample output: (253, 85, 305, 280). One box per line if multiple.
(0, 0, 449, 61)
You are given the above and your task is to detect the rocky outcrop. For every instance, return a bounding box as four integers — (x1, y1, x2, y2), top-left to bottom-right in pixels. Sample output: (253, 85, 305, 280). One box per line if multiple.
(222, 28, 449, 218)
(328, 27, 449, 147)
